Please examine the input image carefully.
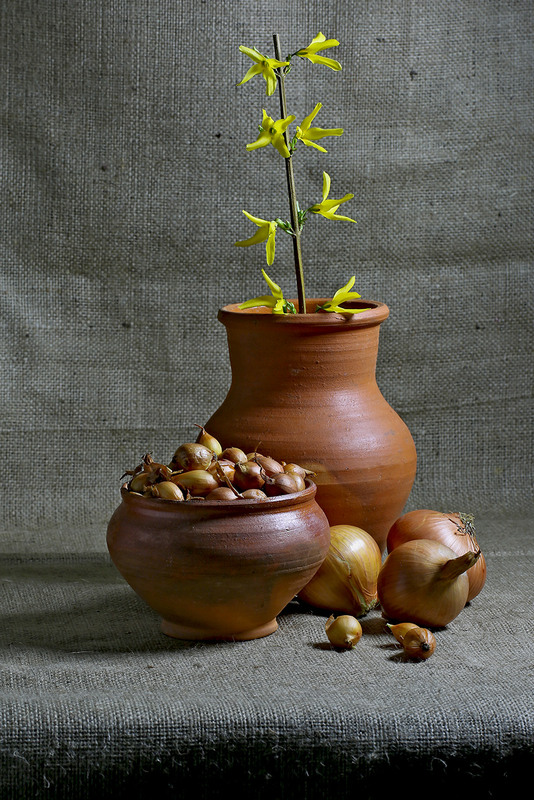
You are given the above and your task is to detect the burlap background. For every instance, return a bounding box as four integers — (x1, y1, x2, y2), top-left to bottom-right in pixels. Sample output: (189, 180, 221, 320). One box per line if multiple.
(1, 1, 533, 796)
(2, 0, 532, 550)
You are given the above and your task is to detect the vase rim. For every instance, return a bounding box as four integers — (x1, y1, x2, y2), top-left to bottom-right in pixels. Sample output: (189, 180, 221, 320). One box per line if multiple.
(120, 478, 317, 514)
(219, 298, 389, 327)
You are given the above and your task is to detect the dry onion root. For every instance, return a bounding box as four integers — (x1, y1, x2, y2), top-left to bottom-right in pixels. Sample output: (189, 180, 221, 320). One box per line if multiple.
(122, 453, 173, 493)
(122, 426, 313, 503)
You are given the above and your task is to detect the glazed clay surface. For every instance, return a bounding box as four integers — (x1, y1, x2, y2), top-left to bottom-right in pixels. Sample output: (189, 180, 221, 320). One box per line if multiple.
(205, 300, 417, 553)
(107, 482, 330, 641)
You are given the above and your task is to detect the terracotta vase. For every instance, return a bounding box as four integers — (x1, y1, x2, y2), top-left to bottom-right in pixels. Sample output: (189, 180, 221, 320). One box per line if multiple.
(106, 481, 330, 641)
(205, 299, 417, 553)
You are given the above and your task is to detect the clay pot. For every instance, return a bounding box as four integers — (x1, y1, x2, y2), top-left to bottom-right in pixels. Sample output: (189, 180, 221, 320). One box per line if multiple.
(205, 299, 417, 553)
(106, 481, 330, 641)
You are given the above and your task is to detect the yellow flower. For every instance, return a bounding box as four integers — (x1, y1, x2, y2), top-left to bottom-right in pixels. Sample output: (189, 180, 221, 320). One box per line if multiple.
(296, 103, 343, 153)
(296, 33, 341, 71)
(316, 276, 367, 314)
(239, 270, 296, 315)
(237, 46, 289, 96)
(235, 211, 277, 265)
(309, 172, 357, 223)
(247, 109, 296, 159)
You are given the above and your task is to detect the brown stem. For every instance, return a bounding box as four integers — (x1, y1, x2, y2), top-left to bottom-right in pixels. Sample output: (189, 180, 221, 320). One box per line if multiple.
(273, 33, 306, 313)
(440, 550, 480, 581)
(214, 459, 243, 498)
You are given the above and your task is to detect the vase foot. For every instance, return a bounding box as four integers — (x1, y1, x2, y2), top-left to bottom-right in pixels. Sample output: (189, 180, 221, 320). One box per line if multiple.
(160, 617, 279, 641)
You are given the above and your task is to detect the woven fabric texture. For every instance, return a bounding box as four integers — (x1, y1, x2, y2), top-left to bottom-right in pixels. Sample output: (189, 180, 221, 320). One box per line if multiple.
(1, 517, 533, 798)
(1, 0, 532, 551)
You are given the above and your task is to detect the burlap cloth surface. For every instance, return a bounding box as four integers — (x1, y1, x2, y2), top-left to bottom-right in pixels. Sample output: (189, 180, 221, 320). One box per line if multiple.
(1, 0, 533, 796)
(1, 517, 533, 798)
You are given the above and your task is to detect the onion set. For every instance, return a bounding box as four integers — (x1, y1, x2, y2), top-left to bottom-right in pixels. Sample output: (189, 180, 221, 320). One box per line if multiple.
(387, 622, 418, 644)
(122, 426, 312, 503)
(378, 538, 480, 627)
(387, 622, 436, 660)
(325, 614, 362, 649)
(401, 627, 436, 660)
(298, 525, 381, 616)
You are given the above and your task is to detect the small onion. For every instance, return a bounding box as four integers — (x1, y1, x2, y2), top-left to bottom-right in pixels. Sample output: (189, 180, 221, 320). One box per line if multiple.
(173, 469, 219, 497)
(207, 459, 236, 483)
(232, 461, 265, 490)
(241, 488, 267, 500)
(325, 614, 362, 649)
(401, 627, 436, 660)
(387, 509, 486, 602)
(378, 539, 480, 627)
(221, 447, 248, 464)
(283, 462, 315, 480)
(205, 486, 238, 501)
(150, 481, 184, 501)
(386, 622, 419, 644)
(286, 472, 306, 492)
(250, 453, 284, 478)
(171, 443, 214, 472)
(194, 425, 223, 456)
(263, 472, 299, 496)
(298, 525, 381, 616)
(129, 471, 150, 493)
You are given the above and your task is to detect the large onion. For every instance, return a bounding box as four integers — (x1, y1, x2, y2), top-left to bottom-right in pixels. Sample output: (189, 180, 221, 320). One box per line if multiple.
(378, 538, 479, 627)
(298, 525, 381, 616)
(387, 510, 486, 601)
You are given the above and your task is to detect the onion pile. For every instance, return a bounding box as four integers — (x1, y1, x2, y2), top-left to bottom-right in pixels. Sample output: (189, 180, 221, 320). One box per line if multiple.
(122, 426, 314, 502)
(313, 509, 487, 655)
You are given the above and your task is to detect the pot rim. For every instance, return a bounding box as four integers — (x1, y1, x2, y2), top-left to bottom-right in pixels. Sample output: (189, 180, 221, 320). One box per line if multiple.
(120, 478, 317, 514)
(218, 298, 389, 328)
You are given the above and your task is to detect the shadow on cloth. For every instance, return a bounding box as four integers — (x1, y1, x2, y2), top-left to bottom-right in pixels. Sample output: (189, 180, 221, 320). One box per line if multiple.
(1, 557, 349, 654)
(0, 557, 197, 653)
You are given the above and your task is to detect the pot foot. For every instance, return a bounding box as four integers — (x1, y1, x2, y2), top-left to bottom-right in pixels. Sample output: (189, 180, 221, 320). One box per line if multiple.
(161, 617, 279, 641)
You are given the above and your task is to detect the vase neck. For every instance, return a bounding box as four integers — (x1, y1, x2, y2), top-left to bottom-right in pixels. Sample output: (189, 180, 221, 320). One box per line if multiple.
(223, 320, 382, 391)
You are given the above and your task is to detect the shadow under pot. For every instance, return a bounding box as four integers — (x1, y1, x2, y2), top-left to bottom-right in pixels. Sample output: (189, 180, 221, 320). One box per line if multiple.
(106, 480, 330, 641)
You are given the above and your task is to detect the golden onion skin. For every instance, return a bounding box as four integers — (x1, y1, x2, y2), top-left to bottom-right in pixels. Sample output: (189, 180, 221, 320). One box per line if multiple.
(194, 425, 223, 456)
(378, 539, 472, 627)
(150, 481, 184, 502)
(401, 626, 436, 660)
(172, 469, 219, 497)
(387, 509, 487, 602)
(171, 443, 214, 472)
(298, 525, 381, 616)
(325, 614, 363, 649)
(386, 621, 419, 644)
